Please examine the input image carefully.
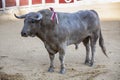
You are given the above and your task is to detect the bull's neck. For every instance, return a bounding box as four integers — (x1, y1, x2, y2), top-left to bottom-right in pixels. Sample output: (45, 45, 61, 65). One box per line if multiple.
(36, 28, 46, 42)
(36, 27, 54, 43)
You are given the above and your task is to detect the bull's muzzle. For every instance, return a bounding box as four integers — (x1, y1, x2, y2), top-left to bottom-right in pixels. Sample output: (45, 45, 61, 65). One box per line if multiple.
(21, 31, 28, 37)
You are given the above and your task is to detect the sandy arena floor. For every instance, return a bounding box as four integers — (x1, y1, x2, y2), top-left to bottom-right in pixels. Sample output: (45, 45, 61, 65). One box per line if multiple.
(0, 18, 120, 80)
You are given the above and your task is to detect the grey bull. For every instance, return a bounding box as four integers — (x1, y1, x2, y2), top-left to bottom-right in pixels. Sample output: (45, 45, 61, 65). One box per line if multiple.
(14, 9, 108, 74)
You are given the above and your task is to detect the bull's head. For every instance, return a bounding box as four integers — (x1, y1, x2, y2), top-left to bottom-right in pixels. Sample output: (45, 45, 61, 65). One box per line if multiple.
(14, 12, 43, 37)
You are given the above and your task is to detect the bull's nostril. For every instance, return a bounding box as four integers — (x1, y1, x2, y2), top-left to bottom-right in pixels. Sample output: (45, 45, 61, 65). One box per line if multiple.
(21, 32, 27, 37)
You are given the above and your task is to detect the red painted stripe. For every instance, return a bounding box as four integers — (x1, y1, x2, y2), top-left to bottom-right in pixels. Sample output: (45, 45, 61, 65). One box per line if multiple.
(59, 0, 74, 3)
(5, 0, 16, 7)
(20, 0, 28, 6)
(32, 0, 42, 4)
(46, 0, 54, 3)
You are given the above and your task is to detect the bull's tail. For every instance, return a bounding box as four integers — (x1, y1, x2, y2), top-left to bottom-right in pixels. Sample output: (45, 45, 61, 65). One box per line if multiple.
(99, 30, 108, 57)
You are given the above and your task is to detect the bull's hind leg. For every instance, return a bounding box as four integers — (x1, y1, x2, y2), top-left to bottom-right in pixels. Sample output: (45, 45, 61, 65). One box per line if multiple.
(83, 36, 90, 65)
(89, 33, 99, 66)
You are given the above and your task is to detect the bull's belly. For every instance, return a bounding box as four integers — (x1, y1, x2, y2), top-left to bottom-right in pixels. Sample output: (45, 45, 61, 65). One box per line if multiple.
(67, 33, 90, 46)
(66, 26, 91, 45)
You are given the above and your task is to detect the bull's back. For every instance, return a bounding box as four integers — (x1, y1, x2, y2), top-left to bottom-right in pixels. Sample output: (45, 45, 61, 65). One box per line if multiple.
(57, 10, 100, 30)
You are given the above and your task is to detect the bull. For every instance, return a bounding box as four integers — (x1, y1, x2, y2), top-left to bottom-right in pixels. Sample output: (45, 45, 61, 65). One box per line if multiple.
(14, 9, 108, 74)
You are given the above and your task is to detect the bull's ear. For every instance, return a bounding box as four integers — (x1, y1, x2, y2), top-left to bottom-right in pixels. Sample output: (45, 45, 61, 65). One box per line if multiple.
(14, 14, 27, 19)
(36, 13, 43, 20)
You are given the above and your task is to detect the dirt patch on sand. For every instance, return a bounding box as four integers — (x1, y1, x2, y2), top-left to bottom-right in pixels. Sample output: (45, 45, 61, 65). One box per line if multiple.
(0, 72, 25, 80)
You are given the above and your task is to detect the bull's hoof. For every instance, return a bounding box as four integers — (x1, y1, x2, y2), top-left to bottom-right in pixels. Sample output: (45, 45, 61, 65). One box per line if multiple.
(85, 60, 94, 67)
(59, 68, 66, 74)
(87, 60, 94, 67)
(89, 62, 93, 67)
(84, 60, 90, 65)
(48, 67, 54, 72)
(85, 60, 92, 66)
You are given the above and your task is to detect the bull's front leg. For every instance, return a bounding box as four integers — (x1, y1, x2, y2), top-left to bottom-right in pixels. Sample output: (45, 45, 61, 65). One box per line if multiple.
(45, 44, 56, 72)
(59, 44, 66, 74)
(48, 53, 55, 72)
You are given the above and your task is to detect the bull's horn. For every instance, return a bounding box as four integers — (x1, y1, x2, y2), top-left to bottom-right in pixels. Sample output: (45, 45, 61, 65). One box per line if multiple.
(14, 14, 26, 19)
(35, 13, 43, 20)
